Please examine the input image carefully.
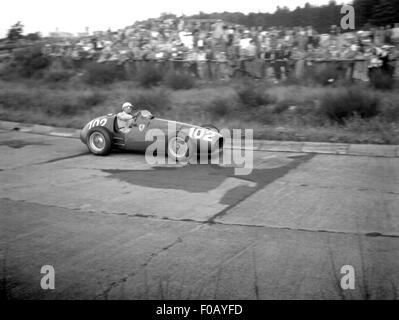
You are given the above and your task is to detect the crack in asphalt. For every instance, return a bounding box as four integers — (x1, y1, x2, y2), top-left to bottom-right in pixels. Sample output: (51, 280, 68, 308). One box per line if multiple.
(34, 152, 90, 164)
(3, 128, 78, 139)
(95, 235, 187, 299)
(188, 239, 259, 299)
(0, 152, 89, 171)
(281, 181, 399, 195)
(2, 198, 399, 244)
(251, 245, 260, 300)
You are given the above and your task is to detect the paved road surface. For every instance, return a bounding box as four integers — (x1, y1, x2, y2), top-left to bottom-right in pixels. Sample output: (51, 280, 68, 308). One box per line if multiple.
(1, 130, 398, 299)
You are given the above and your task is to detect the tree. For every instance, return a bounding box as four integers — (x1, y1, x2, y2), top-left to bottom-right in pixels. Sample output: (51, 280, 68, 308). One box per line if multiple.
(353, 0, 399, 27)
(353, 0, 379, 27)
(370, 0, 399, 26)
(144, 1, 399, 32)
(7, 21, 24, 41)
(25, 32, 41, 41)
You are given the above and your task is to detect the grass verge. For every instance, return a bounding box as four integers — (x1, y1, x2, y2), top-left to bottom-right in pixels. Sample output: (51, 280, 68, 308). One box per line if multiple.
(0, 78, 398, 144)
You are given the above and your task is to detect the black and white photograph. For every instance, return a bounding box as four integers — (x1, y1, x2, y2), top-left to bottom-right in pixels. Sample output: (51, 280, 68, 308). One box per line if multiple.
(1, 0, 399, 306)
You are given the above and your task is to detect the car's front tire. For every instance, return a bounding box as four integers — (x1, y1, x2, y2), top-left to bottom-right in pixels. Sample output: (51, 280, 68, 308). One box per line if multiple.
(87, 127, 112, 156)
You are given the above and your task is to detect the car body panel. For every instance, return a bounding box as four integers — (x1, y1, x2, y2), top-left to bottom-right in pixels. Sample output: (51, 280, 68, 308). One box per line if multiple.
(80, 111, 223, 154)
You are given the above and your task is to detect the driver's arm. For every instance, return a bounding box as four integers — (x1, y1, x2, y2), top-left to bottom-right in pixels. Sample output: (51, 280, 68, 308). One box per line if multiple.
(130, 111, 140, 126)
(132, 110, 140, 118)
(117, 112, 133, 121)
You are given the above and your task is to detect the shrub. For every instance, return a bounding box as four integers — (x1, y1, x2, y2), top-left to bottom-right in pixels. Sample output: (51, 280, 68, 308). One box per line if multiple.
(205, 97, 236, 118)
(379, 95, 399, 122)
(304, 64, 344, 86)
(0, 90, 28, 109)
(320, 87, 380, 123)
(273, 98, 318, 114)
(83, 62, 126, 85)
(9, 45, 50, 78)
(273, 100, 292, 114)
(79, 91, 106, 107)
(0, 88, 104, 117)
(369, 69, 395, 90)
(47, 101, 80, 116)
(164, 71, 196, 90)
(250, 105, 277, 125)
(136, 65, 164, 88)
(0, 62, 17, 81)
(44, 69, 73, 82)
(128, 88, 171, 115)
(236, 84, 274, 108)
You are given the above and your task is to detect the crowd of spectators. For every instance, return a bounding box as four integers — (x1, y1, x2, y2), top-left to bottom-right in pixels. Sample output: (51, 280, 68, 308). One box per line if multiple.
(34, 18, 399, 81)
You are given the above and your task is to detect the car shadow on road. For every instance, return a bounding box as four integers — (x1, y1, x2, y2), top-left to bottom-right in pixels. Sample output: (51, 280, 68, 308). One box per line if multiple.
(102, 154, 314, 215)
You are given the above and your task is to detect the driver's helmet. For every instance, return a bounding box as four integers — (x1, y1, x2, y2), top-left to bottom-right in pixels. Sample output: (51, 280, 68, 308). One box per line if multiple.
(122, 102, 134, 113)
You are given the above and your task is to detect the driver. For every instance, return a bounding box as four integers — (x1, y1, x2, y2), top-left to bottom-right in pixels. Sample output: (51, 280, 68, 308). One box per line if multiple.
(117, 102, 139, 132)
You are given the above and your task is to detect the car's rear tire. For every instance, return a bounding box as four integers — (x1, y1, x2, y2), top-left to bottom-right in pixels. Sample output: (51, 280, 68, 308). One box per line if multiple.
(87, 127, 112, 156)
(167, 132, 195, 163)
(200, 124, 220, 133)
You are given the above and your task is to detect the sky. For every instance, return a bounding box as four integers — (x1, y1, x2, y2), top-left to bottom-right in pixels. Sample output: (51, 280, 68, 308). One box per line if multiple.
(0, 0, 345, 38)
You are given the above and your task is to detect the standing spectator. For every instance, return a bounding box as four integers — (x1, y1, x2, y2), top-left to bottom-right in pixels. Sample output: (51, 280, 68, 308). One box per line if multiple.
(212, 20, 224, 39)
(385, 25, 392, 44)
(283, 43, 292, 79)
(307, 26, 314, 48)
(297, 27, 307, 51)
(196, 45, 207, 80)
(392, 23, 399, 47)
(272, 41, 285, 82)
(290, 46, 306, 79)
(392, 23, 399, 78)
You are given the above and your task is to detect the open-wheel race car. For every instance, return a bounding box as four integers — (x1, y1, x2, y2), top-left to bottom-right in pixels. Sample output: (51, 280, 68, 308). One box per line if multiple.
(80, 110, 224, 162)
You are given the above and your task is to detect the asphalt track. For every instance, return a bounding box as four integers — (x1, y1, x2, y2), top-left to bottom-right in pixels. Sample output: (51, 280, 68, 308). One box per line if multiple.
(1, 129, 399, 299)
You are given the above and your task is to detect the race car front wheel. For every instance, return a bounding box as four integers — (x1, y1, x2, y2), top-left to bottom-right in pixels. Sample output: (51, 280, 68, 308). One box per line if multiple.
(167, 133, 194, 163)
(87, 127, 112, 156)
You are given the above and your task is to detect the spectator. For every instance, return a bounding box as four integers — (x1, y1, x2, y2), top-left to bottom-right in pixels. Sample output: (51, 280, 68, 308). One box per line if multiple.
(32, 15, 396, 82)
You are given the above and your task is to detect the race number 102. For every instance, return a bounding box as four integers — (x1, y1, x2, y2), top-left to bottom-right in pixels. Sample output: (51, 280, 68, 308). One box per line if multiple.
(188, 128, 216, 142)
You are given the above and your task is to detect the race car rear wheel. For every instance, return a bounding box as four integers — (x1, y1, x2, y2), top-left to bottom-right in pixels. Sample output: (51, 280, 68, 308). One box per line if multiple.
(87, 127, 112, 156)
(200, 124, 220, 133)
(167, 133, 194, 163)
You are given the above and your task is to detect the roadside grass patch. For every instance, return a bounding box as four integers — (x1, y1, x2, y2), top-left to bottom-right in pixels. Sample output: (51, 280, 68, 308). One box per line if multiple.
(83, 62, 126, 85)
(1, 79, 398, 145)
(10, 45, 51, 78)
(43, 69, 74, 83)
(205, 96, 237, 118)
(369, 69, 395, 90)
(304, 64, 348, 87)
(320, 87, 380, 123)
(128, 88, 171, 115)
(235, 83, 275, 108)
(0, 86, 106, 117)
(164, 71, 196, 90)
(136, 64, 164, 88)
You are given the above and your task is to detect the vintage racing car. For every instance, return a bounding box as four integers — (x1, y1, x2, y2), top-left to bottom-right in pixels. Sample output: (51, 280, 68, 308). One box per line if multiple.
(80, 110, 224, 162)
